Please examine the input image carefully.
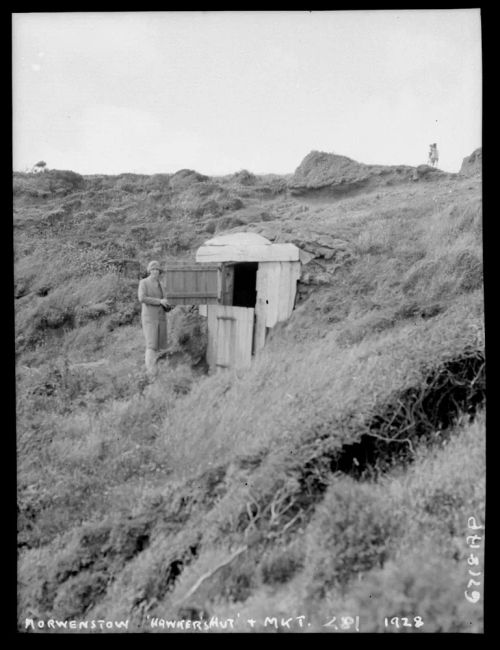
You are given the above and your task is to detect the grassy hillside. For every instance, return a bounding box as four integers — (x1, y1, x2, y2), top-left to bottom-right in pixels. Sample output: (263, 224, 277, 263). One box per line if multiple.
(15, 153, 484, 633)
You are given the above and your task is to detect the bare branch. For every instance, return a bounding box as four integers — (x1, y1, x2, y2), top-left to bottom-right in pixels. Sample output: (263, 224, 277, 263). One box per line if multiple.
(175, 545, 248, 607)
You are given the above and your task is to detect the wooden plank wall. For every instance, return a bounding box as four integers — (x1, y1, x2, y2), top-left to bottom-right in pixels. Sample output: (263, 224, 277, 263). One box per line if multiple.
(256, 261, 301, 328)
(254, 264, 271, 353)
(264, 262, 282, 327)
(206, 305, 218, 369)
(233, 307, 254, 369)
(253, 296, 267, 355)
(216, 313, 234, 370)
(199, 265, 234, 317)
(277, 261, 301, 322)
(166, 266, 220, 305)
(206, 305, 254, 371)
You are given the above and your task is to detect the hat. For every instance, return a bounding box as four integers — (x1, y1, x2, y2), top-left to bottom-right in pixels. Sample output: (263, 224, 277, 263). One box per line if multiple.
(147, 260, 163, 272)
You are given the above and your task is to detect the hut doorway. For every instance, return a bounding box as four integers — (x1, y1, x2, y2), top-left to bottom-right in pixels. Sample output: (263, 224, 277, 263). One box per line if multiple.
(231, 262, 258, 308)
(194, 232, 301, 372)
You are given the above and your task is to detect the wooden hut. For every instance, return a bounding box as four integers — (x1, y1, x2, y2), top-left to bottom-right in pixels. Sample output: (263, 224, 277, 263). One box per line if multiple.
(165, 232, 301, 371)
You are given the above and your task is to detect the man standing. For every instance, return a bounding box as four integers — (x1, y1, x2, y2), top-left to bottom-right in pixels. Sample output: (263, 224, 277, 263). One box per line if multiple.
(138, 260, 171, 376)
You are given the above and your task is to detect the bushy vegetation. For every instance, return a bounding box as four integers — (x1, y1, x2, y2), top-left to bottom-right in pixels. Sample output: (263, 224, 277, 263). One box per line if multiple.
(304, 479, 399, 594)
(205, 411, 484, 633)
(15, 155, 484, 633)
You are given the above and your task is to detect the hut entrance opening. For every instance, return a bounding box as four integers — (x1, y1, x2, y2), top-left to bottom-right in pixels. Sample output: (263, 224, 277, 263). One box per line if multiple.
(194, 233, 301, 371)
(231, 262, 258, 308)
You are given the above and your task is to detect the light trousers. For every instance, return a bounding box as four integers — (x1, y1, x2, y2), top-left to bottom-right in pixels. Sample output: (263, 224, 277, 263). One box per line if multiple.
(145, 348, 168, 377)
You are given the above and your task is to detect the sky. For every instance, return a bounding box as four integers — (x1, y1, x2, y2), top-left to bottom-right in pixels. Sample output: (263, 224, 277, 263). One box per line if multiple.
(12, 10, 482, 176)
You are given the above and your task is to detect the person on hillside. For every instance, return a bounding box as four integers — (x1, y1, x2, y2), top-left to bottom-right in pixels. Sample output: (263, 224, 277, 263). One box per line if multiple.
(138, 260, 172, 377)
(428, 143, 439, 167)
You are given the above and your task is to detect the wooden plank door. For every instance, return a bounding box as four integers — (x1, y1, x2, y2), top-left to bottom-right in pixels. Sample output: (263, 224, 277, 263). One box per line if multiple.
(207, 305, 254, 371)
(165, 264, 221, 305)
(253, 261, 301, 356)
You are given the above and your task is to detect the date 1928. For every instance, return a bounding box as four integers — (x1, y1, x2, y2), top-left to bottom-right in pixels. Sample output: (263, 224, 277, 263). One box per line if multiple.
(384, 616, 424, 629)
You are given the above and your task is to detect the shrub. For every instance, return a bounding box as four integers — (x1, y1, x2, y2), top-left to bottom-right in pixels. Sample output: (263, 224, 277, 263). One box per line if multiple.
(393, 410, 486, 547)
(166, 226, 195, 253)
(17, 273, 136, 348)
(130, 226, 149, 243)
(21, 360, 103, 414)
(215, 555, 258, 603)
(43, 208, 67, 227)
(169, 169, 209, 190)
(259, 543, 304, 585)
(94, 214, 111, 232)
(29, 300, 75, 332)
(44, 244, 110, 279)
(145, 174, 171, 192)
(217, 215, 246, 229)
(168, 307, 208, 366)
(106, 303, 140, 329)
(304, 478, 401, 594)
(31, 169, 86, 195)
(205, 220, 217, 234)
(75, 302, 112, 325)
(454, 249, 483, 292)
(225, 205, 272, 224)
(232, 169, 257, 185)
(61, 321, 107, 357)
(332, 549, 483, 633)
(102, 208, 127, 223)
(220, 196, 244, 211)
(49, 169, 85, 187)
(52, 572, 109, 619)
(75, 210, 97, 221)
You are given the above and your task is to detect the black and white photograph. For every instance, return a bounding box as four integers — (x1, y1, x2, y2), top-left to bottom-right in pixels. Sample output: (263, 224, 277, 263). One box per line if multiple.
(13, 9, 484, 634)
